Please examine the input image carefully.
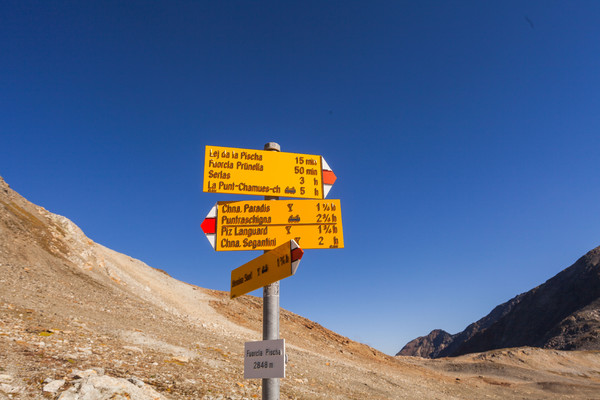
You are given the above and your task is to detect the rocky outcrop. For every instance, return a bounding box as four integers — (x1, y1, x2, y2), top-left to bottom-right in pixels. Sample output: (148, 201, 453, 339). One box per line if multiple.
(397, 329, 453, 358)
(398, 245, 600, 358)
(57, 370, 166, 400)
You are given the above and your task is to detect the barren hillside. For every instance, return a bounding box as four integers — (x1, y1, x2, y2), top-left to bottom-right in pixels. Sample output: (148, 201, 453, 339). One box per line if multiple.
(1, 176, 600, 399)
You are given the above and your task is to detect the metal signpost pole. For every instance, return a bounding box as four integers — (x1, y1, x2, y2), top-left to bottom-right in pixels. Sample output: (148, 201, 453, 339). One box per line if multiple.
(262, 141, 280, 400)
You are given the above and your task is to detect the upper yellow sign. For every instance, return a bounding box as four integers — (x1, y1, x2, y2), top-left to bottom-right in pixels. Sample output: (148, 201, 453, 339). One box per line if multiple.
(203, 145, 337, 199)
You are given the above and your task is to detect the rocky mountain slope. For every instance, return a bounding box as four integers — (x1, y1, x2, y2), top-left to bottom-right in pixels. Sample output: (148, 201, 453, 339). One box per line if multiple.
(2, 175, 600, 399)
(398, 244, 600, 359)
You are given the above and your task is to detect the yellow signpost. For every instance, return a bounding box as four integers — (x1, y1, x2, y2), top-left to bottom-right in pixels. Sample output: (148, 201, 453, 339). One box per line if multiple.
(201, 199, 344, 251)
(201, 143, 343, 400)
(203, 145, 337, 199)
(230, 240, 303, 299)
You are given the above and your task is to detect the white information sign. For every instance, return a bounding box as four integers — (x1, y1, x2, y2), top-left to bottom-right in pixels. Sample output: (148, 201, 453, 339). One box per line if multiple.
(244, 339, 286, 379)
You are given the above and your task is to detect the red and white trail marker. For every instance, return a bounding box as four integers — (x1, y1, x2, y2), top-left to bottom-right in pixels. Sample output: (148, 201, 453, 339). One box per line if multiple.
(321, 158, 336, 198)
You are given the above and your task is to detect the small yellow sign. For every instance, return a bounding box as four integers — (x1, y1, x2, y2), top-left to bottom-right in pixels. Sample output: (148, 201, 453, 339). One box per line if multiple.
(203, 145, 336, 199)
(231, 240, 303, 299)
(201, 199, 344, 251)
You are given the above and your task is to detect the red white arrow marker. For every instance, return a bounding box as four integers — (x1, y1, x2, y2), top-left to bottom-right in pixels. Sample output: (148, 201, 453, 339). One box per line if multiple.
(200, 204, 217, 248)
(321, 157, 336, 198)
(290, 239, 303, 275)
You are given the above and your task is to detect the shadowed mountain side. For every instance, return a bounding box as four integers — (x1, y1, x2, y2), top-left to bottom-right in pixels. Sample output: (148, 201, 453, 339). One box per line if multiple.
(397, 294, 525, 358)
(447, 246, 600, 357)
(397, 245, 600, 359)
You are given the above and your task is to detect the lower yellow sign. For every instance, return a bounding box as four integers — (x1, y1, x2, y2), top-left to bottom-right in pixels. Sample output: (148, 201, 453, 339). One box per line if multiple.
(230, 240, 303, 299)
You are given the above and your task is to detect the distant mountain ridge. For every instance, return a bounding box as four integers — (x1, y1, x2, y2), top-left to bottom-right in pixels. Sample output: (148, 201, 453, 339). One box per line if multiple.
(397, 245, 600, 358)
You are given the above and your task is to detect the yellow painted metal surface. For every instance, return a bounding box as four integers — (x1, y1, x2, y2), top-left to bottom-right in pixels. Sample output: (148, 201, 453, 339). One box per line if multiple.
(204, 145, 325, 199)
(215, 199, 343, 251)
(231, 241, 296, 299)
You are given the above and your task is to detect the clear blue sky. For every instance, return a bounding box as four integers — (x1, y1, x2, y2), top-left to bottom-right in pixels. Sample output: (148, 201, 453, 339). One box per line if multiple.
(2, 1, 600, 355)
